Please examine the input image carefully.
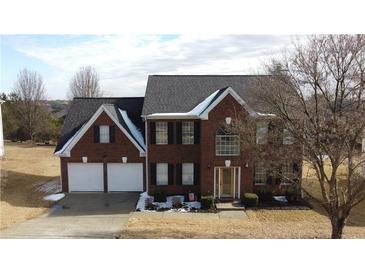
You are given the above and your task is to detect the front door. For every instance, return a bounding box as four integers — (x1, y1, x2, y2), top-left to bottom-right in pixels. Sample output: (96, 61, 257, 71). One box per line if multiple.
(215, 167, 240, 199)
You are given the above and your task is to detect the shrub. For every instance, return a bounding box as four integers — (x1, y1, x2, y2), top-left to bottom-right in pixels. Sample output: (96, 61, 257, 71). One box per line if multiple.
(200, 196, 214, 209)
(257, 189, 273, 202)
(154, 191, 167, 202)
(145, 202, 156, 210)
(242, 193, 259, 207)
(171, 197, 183, 209)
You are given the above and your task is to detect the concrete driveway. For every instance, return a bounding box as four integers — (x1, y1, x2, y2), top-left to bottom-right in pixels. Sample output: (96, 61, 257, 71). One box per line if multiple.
(0, 192, 139, 239)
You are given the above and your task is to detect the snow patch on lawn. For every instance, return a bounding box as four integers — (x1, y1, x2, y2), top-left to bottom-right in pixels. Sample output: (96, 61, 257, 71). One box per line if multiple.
(136, 192, 201, 212)
(43, 193, 65, 202)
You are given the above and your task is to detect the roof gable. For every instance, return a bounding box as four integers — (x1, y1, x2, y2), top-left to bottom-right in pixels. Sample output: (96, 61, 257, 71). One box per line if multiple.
(55, 97, 144, 153)
(55, 104, 145, 157)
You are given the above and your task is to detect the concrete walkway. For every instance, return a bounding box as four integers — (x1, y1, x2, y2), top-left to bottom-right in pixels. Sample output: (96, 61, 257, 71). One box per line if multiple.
(132, 210, 247, 220)
(0, 193, 139, 239)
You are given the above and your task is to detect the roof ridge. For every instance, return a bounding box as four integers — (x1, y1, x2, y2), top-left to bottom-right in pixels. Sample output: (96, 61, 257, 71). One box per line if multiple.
(149, 74, 272, 77)
(73, 96, 144, 99)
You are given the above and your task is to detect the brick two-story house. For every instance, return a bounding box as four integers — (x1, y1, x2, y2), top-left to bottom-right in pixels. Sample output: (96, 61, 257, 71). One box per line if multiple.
(55, 75, 302, 199)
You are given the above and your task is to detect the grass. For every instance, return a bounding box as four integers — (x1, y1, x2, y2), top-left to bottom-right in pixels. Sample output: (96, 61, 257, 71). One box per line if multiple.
(0, 142, 59, 229)
(121, 160, 365, 239)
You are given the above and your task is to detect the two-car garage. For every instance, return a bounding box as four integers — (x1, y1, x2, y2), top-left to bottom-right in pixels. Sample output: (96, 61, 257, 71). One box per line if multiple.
(67, 163, 143, 192)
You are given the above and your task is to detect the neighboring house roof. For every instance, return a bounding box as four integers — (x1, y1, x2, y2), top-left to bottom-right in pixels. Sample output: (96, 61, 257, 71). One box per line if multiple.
(142, 75, 271, 115)
(55, 97, 144, 154)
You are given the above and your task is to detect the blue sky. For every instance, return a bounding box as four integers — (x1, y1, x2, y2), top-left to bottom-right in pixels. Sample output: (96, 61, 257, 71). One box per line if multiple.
(0, 35, 292, 99)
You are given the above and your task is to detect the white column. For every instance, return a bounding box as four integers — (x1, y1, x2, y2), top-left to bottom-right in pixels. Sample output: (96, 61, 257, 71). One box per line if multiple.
(0, 100, 4, 158)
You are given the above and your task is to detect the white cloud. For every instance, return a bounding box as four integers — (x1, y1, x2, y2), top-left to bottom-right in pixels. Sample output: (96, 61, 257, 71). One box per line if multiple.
(14, 35, 293, 98)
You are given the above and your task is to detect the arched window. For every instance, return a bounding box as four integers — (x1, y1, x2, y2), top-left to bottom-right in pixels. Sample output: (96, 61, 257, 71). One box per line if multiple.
(216, 128, 240, 156)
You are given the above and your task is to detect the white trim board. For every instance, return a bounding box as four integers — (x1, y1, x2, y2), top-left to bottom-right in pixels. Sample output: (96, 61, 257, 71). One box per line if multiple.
(55, 104, 146, 157)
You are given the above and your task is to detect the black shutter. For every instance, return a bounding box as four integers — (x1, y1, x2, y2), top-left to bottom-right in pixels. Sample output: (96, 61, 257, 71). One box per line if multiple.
(150, 122, 156, 144)
(93, 126, 99, 143)
(293, 162, 299, 173)
(168, 164, 174, 185)
(150, 163, 156, 185)
(194, 163, 200, 185)
(168, 122, 174, 144)
(194, 121, 200, 144)
(176, 163, 182, 185)
(266, 169, 273, 185)
(109, 125, 115, 143)
(176, 121, 182, 144)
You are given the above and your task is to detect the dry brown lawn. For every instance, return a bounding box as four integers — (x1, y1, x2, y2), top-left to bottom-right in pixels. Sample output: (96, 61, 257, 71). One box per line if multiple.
(0, 142, 59, 229)
(121, 160, 365, 239)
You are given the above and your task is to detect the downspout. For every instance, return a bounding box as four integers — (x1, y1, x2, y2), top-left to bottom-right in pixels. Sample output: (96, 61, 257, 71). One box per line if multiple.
(144, 116, 149, 193)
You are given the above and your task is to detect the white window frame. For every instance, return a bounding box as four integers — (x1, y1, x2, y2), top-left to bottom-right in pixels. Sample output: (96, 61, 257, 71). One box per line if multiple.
(156, 163, 168, 185)
(283, 129, 294, 145)
(256, 122, 268, 144)
(254, 163, 266, 185)
(281, 162, 294, 185)
(216, 130, 240, 156)
(182, 163, 194, 185)
(99, 125, 110, 144)
(156, 122, 168, 145)
(182, 121, 194, 145)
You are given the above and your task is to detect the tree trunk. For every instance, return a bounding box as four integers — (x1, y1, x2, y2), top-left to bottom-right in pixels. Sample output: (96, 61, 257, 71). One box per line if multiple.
(330, 216, 346, 239)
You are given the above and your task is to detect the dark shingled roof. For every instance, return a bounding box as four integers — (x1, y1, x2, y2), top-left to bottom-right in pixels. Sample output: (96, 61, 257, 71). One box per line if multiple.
(55, 97, 144, 153)
(142, 75, 270, 115)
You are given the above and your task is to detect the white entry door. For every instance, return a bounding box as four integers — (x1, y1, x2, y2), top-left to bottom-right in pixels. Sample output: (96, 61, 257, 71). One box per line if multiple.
(107, 163, 143, 192)
(68, 163, 104, 192)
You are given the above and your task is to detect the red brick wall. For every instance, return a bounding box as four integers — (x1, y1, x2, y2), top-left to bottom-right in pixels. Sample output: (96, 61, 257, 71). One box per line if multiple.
(147, 119, 201, 195)
(60, 112, 145, 192)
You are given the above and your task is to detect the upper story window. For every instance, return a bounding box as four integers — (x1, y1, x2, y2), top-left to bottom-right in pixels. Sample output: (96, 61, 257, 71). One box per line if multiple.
(256, 121, 268, 144)
(283, 129, 294, 145)
(156, 122, 168, 144)
(99, 125, 110, 143)
(216, 128, 240, 156)
(182, 121, 194, 144)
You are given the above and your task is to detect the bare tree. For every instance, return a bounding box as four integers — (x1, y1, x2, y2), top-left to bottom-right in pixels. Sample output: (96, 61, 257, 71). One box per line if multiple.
(232, 35, 365, 239)
(12, 69, 48, 140)
(69, 66, 102, 98)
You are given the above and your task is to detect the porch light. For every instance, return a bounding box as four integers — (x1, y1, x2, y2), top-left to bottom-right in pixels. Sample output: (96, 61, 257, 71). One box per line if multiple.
(245, 162, 249, 168)
(82, 156, 88, 163)
(225, 117, 232, 125)
(225, 160, 231, 167)
(122, 156, 128, 163)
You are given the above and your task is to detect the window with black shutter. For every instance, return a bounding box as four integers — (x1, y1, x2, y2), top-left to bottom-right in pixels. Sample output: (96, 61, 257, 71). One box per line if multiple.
(194, 121, 200, 144)
(168, 163, 174, 185)
(168, 122, 174, 144)
(109, 125, 115, 143)
(150, 122, 156, 144)
(150, 163, 156, 185)
(93, 126, 100, 143)
(176, 163, 182, 185)
(194, 163, 200, 185)
(176, 122, 182, 144)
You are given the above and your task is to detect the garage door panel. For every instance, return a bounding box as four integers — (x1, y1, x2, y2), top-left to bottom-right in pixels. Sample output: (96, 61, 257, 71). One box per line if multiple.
(68, 163, 104, 192)
(107, 163, 143, 192)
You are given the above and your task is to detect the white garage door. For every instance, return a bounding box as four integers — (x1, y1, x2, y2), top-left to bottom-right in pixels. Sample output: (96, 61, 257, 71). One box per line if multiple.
(107, 163, 143, 192)
(68, 163, 104, 192)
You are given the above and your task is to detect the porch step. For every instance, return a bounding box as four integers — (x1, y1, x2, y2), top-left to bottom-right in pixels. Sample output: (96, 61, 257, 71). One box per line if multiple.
(216, 202, 245, 211)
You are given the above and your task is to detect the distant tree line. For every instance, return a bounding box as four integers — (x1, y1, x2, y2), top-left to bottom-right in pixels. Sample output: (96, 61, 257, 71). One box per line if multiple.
(2, 66, 102, 143)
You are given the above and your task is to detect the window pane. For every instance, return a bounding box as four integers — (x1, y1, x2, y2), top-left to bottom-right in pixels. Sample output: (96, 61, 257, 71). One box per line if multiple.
(99, 125, 110, 143)
(256, 122, 268, 144)
(182, 121, 194, 144)
(156, 163, 168, 185)
(182, 163, 194, 185)
(216, 131, 240, 156)
(254, 163, 266, 185)
(283, 129, 294, 145)
(282, 162, 294, 184)
(156, 122, 168, 144)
